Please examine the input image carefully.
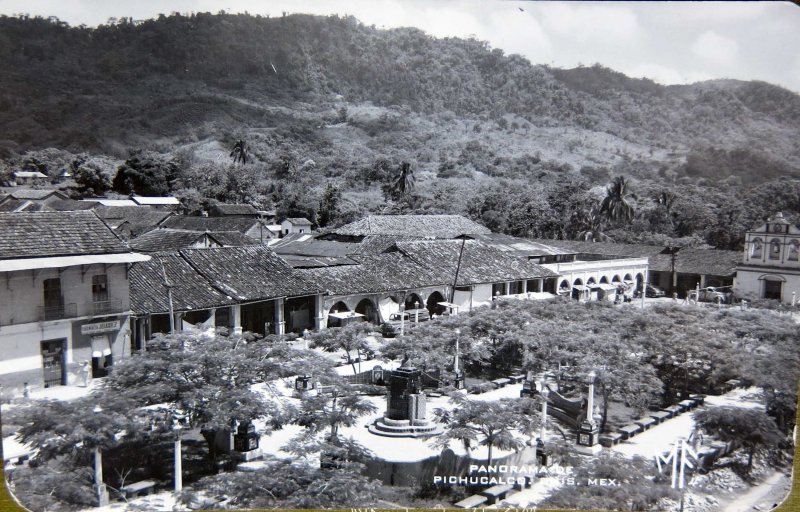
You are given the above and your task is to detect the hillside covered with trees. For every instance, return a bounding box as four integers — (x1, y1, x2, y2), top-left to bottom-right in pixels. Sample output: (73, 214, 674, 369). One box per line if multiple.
(1, 12, 800, 250)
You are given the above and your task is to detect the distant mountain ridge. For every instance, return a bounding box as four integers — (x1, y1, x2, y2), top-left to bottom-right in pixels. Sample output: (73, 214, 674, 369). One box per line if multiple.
(0, 12, 798, 177)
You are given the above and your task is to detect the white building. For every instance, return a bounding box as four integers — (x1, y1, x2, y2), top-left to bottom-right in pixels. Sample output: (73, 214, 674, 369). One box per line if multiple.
(0, 212, 150, 391)
(735, 212, 800, 304)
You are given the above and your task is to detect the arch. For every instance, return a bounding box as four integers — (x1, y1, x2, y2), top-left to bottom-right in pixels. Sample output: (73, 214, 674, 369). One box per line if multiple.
(599, 276, 609, 284)
(623, 273, 633, 282)
(635, 273, 644, 294)
(559, 279, 570, 292)
(587, 277, 596, 285)
(327, 301, 350, 328)
(751, 237, 763, 259)
(355, 298, 377, 324)
(611, 275, 621, 283)
(404, 293, 424, 311)
(758, 274, 786, 282)
(426, 291, 446, 317)
(572, 278, 584, 300)
(769, 238, 781, 260)
(788, 239, 800, 261)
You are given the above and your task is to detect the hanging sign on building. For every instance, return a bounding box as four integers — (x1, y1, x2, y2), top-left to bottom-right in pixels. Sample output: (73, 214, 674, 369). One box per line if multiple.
(81, 320, 120, 335)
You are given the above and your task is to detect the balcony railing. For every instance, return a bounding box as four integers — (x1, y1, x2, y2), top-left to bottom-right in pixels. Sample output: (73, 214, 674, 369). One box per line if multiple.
(38, 303, 78, 321)
(90, 300, 123, 317)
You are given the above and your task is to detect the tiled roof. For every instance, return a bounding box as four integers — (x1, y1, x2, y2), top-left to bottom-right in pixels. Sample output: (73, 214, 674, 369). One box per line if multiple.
(270, 239, 362, 258)
(206, 231, 260, 247)
(529, 239, 739, 277)
(283, 217, 313, 225)
(0, 211, 129, 259)
(94, 206, 172, 226)
(129, 229, 210, 252)
(527, 239, 665, 259)
(45, 199, 100, 211)
(129, 252, 236, 315)
(180, 246, 324, 300)
(298, 253, 443, 295)
(280, 255, 360, 268)
(7, 189, 67, 200)
(470, 233, 572, 257)
(392, 240, 558, 286)
(650, 249, 740, 276)
(0, 199, 36, 212)
(331, 215, 491, 238)
(210, 203, 259, 216)
(350, 235, 422, 255)
(161, 216, 261, 234)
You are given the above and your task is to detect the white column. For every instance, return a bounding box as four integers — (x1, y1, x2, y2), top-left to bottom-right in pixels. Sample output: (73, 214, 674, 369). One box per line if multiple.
(538, 280, 544, 293)
(314, 294, 324, 331)
(587, 371, 596, 424)
(174, 428, 183, 493)
(540, 384, 549, 443)
(232, 305, 242, 335)
(275, 299, 285, 335)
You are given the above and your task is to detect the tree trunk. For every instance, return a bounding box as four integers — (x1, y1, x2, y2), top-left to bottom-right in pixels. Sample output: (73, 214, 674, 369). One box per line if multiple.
(201, 429, 217, 461)
(747, 445, 755, 471)
(487, 442, 493, 467)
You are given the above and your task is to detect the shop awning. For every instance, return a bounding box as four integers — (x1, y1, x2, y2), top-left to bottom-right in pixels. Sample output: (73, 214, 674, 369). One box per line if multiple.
(328, 311, 365, 320)
(90, 335, 112, 358)
(591, 283, 619, 291)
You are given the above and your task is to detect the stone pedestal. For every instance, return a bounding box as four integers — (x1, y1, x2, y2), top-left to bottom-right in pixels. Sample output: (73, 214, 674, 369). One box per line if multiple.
(94, 484, 109, 506)
(230, 447, 263, 462)
(369, 366, 442, 438)
(575, 420, 602, 455)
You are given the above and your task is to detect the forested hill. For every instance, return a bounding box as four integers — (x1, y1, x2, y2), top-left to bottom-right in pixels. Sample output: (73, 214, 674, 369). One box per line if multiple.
(1, 11, 799, 174)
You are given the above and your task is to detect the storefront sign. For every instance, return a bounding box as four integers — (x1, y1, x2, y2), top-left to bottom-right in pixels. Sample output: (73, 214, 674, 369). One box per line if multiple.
(81, 320, 119, 335)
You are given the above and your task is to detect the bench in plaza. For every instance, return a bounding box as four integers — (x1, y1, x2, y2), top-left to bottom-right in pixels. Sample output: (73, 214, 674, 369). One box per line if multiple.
(480, 484, 515, 504)
(663, 405, 682, 418)
(491, 378, 512, 388)
(508, 374, 526, 384)
(634, 417, 656, 431)
(120, 479, 157, 499)
(618, 424, 642, 440)
(679, 399, 696, 411)
(649, 411, 671, 424)
(512, 476, 534, 490)
(689, 394, 706, 406)
(600, 433, 623, 447)
(454, 494, 489, 509)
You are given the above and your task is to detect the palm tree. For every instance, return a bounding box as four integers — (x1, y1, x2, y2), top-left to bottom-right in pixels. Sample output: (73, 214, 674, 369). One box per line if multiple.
(575, 208, 611, 242)
(390, 162, 415, 200)
(230, 139, 248, 166)
(599, 176, 636, 224)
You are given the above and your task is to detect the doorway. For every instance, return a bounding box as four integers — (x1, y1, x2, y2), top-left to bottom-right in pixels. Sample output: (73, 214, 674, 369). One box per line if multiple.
(41, 339, 66, 387)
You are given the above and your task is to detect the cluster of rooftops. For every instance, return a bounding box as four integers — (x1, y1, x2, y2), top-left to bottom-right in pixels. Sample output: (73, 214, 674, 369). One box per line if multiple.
(0, 206, 748, 318)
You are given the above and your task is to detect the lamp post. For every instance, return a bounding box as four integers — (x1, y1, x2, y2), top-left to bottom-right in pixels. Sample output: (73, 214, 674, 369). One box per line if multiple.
(92, 405, 109, 506)
(540, 382, 549, 444)
(173, 421, 183, 493)
(414, 301, 420, 323)
(454, 329, 463, 389)
(576, 371, 602, 455)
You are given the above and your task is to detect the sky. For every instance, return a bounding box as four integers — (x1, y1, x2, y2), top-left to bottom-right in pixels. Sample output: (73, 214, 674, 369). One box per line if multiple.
(2, 0, 799, 93)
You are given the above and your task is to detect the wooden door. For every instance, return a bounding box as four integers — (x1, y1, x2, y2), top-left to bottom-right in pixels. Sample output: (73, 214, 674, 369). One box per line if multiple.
(41, 339, 66, 387)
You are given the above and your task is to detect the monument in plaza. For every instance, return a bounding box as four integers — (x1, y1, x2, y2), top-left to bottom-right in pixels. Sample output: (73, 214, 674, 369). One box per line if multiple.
(368, 366, 443, 437)
(575, 371, 602, 455)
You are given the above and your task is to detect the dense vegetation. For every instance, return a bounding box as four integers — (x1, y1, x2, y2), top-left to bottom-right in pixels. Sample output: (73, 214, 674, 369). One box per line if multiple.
(1, 12, 800, 249)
